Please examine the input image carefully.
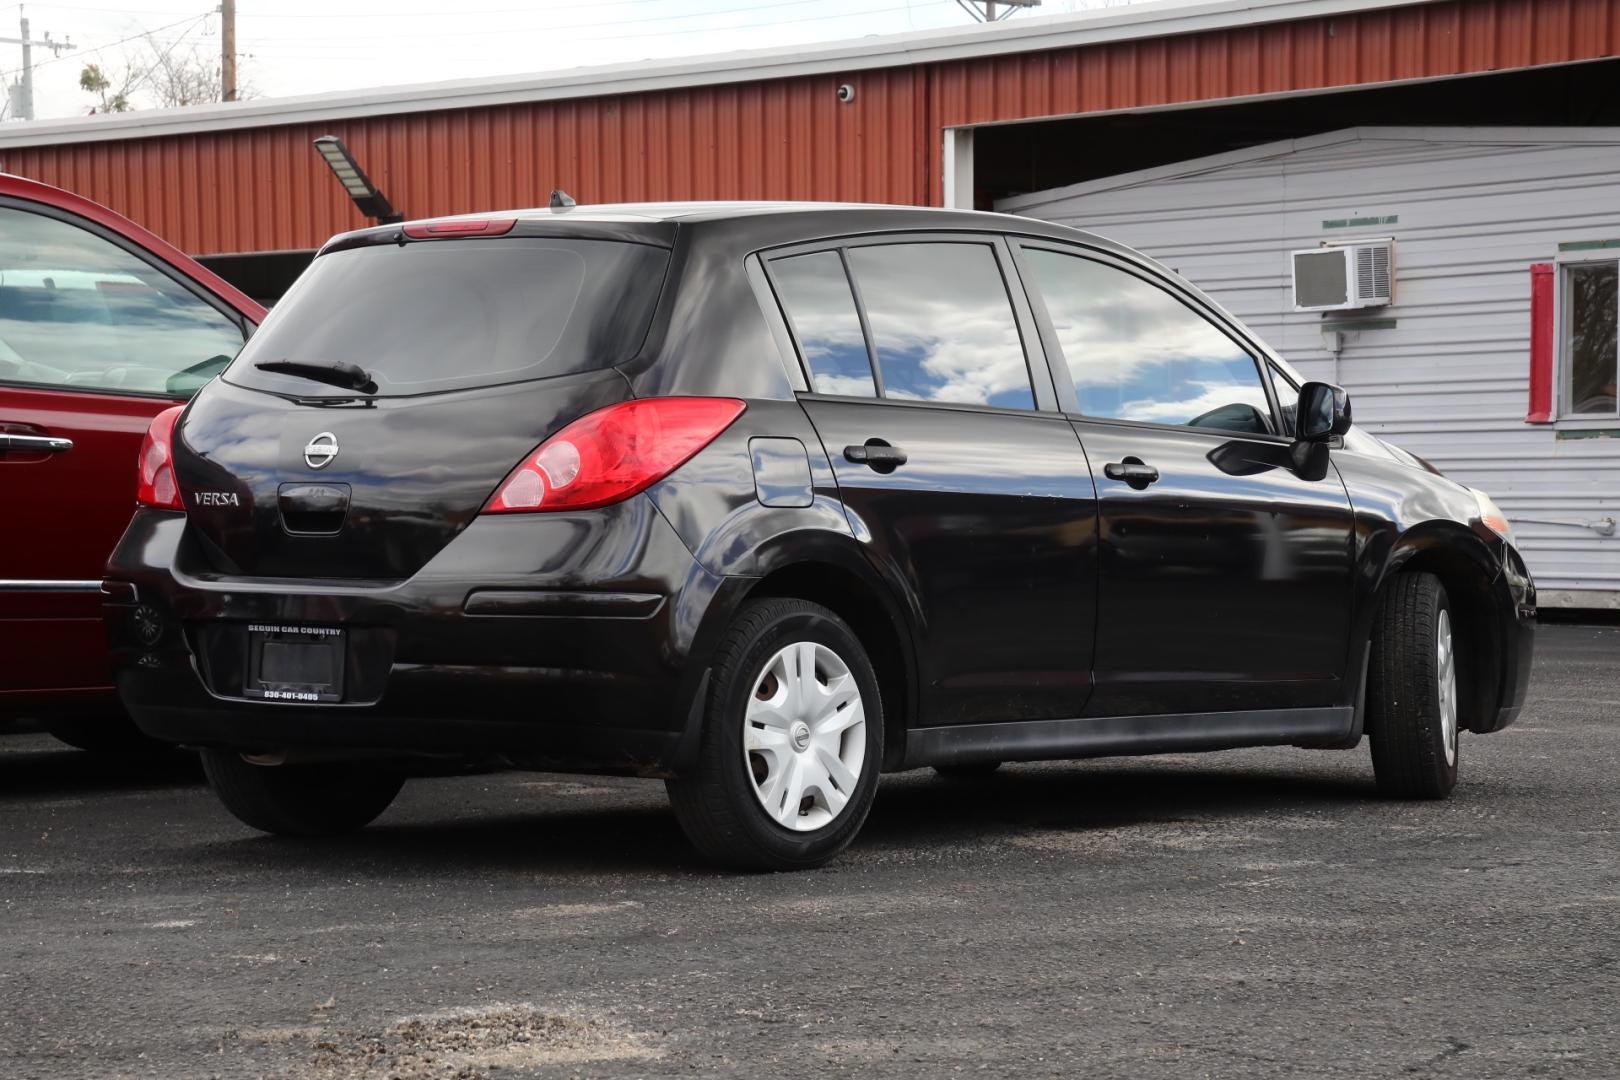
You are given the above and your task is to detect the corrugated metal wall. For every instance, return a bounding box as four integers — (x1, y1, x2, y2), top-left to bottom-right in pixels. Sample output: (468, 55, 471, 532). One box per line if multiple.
(2, 0, 1618, 255)
(998, 130, 1620, 602)
(3, 71, 929, 255)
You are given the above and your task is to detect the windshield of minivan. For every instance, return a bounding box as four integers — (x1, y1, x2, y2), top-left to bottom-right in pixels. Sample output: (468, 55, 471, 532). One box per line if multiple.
(225, 237, 668, 397)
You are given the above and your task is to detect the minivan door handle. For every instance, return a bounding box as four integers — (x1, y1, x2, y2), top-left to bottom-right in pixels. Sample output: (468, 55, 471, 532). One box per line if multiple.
(843, 440, 907, 473)
(1104, 459, 1159, 488)
(0, 434, 73, 454)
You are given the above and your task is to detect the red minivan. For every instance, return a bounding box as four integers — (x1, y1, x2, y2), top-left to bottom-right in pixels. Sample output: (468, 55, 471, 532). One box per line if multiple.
(0, 173, 265, 750)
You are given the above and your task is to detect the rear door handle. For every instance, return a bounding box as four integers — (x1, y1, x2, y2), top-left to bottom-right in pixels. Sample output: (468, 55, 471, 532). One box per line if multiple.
(844, 441, 907, 472)
(0, 434, 73, 453)
(1103, 459, 1159, 487)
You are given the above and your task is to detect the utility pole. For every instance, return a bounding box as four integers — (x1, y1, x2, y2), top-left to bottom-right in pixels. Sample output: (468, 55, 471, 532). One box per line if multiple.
(220, 0, 237, 102)
(957, 0, 1040, 21)
(2, 8, 73, 121)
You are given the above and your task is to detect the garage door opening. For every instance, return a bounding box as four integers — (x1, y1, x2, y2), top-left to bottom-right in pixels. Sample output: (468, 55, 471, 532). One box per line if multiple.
(958, 57, 1620, 210)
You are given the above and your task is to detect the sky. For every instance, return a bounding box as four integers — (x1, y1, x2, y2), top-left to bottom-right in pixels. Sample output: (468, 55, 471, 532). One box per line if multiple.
(0, 0, 1118, 122)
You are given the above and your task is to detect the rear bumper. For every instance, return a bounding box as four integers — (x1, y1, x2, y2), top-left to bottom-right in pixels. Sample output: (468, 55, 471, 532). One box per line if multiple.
(104, 498, 746, 775)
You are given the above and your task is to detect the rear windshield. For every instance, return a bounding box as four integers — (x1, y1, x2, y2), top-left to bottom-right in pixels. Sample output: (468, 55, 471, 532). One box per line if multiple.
(225, 237, 669, 397)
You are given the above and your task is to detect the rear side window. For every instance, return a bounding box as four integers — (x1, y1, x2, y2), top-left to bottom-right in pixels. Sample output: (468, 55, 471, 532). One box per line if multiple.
(0, 205, 246, 398)
(769, 251, 877, 397)
(846, 243, 1034, 410)
(226, 238, 668, 398)
(1021, 247, 1274, 435)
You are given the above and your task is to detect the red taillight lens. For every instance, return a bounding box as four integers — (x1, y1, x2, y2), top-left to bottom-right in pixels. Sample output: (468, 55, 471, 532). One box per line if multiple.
(402, 218, 517, 239)
(484, 397, 746, 514)
(136, 405, 185, 510)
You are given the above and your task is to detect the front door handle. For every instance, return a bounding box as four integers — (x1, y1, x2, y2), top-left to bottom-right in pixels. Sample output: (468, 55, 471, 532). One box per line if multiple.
(844, 440, 907, 473)
(1104, 459, 1159, 488)
(0, 434, 73, 453)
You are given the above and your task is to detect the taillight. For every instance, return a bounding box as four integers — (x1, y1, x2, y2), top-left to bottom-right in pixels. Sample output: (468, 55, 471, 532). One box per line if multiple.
(136, 405, 185, 509)
(484, 397, 746, 514)
(402, 218, 516, 239)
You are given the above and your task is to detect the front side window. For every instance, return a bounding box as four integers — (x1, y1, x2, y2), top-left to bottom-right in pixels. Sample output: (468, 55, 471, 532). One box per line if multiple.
(1564, 261, 1618, 416)
(1268, 362, 1299, 438)
(844, 242, 1034, 410)
(769, 250, 877, 397)
(0, 206, 246, 397)
(1021, 246, 1274, 435)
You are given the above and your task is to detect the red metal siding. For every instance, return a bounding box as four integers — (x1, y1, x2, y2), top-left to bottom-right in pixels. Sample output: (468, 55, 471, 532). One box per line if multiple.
(3, 0, 1616, 255)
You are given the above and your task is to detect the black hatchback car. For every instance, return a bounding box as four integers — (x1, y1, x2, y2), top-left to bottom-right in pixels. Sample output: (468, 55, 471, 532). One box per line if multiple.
(104, 203, 1535, 869)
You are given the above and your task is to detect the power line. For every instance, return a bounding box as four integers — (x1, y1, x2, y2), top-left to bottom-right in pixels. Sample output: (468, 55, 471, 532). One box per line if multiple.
(242, 0, 861, 42)
(29, 8, 211, 73)
(33, 0, 724, 14)
(246, 0, 925, 49)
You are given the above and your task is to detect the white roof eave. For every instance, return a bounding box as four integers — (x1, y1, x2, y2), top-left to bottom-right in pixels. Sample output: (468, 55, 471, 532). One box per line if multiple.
(0, 0, 1448, 149)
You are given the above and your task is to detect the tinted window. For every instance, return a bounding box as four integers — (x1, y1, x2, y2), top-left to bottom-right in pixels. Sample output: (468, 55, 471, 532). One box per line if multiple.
(0, 206, 245, 397)
(1022, 248, 1273, 434)
(846, 243, 1034, 410)
(227, 238, 668, 398)
(770, 251, 876, 397)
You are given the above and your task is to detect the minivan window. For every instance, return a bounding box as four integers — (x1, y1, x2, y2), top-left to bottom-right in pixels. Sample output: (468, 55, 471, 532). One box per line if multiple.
(770, 250, 877, 397)
(226, 238, 669, 398)
(845, 242, 1034, 410)
(1022, 247, 1273, 434)
(0, 206, 246, 397)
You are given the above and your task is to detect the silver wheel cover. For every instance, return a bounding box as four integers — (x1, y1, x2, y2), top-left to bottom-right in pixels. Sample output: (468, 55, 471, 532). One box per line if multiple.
(1437, 608, 1458, 767)
(742, 641, 867, 831)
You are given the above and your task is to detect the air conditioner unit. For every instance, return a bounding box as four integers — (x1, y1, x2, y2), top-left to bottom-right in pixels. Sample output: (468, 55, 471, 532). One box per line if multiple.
(1291, 239, 1394, 312)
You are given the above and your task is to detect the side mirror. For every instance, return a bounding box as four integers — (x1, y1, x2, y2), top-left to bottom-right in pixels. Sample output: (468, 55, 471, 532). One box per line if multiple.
(1296, 381, 1352, 442)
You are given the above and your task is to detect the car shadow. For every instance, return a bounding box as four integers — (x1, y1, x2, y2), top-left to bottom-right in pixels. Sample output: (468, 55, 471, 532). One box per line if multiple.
(862, 758, 1377, 847)
(194, 803, 697, 877)
(184, 755, 1379, 878)
(0, 735, 203, 799)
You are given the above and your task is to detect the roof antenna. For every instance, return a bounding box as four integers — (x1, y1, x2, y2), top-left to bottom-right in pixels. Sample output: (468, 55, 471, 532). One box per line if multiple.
(549, 189, 576, 210)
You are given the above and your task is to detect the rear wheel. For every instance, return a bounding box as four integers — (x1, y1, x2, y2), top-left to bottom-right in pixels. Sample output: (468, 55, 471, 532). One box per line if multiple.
(200, 750, 404, 836)
(1366, 572, 1460, 798)
(667, 598, 882, 870)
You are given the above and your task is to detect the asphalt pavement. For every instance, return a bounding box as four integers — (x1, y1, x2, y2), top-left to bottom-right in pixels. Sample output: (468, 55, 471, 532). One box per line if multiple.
(2, 624, 1616, 1079)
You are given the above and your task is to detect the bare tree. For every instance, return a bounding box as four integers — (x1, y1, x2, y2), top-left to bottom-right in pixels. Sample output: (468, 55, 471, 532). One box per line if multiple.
(143, 39, 228, 108)
(79, 28, 252, 114)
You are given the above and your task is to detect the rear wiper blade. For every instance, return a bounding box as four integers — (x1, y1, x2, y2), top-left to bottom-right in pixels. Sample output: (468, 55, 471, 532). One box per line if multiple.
(254, 358, 378, 395)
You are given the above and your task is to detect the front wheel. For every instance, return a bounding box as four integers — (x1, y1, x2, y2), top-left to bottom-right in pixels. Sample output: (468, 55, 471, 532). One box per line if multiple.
(667, 599, 883, 870)
(200, 750, 404, 836)
(1366, 572, 1460, 798)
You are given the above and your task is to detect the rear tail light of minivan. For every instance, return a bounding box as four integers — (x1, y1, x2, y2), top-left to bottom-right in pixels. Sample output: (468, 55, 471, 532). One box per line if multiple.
(136, 405, 186, 510)
(484, 397, 745, 514)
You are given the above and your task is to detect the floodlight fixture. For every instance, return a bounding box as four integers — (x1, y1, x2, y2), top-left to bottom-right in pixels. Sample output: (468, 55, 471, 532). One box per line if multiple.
(313, 135, 402, 224)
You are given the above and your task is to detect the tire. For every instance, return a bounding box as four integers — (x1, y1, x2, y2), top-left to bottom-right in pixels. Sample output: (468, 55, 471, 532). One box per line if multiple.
(933, 761, 1002, 780)
(199, 750, 404, 836)
(667, 598, 883, 871)
(1366, 572, 1460, 799)
(45, 711, 170, 756)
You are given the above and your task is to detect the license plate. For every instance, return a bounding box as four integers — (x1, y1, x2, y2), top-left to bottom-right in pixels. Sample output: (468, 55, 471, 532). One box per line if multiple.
(244, 624, 345, 703)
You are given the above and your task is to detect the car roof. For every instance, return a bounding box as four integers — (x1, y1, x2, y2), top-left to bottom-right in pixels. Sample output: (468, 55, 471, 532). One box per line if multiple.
(325, 200, 1132, 258)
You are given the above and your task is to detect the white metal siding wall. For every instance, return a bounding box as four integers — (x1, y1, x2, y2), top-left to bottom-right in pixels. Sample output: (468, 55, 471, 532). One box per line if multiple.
(1000, 129, 1620, 605)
